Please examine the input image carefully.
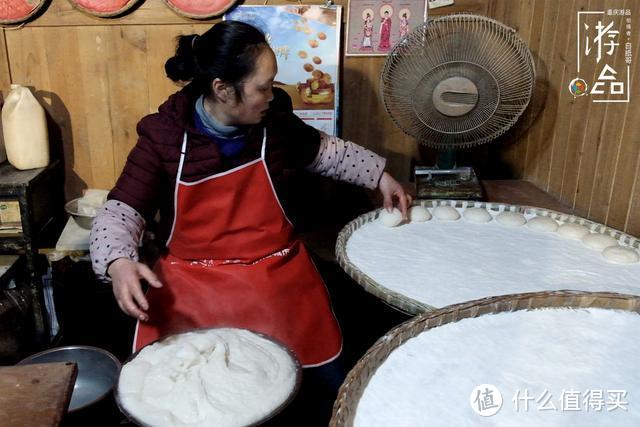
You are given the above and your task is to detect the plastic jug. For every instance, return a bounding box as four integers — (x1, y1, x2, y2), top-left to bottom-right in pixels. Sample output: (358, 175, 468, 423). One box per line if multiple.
(2, 84, 49, 170)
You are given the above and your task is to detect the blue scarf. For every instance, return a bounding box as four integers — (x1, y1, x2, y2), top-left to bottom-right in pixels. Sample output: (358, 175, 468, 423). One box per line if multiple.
(193, 96, 247, 158)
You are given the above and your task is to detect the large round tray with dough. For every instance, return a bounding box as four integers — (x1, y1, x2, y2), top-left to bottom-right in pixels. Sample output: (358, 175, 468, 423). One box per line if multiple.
(114, 327, 301, 427)
(336, 200, 640, 315)
(330, 290, 640, 426)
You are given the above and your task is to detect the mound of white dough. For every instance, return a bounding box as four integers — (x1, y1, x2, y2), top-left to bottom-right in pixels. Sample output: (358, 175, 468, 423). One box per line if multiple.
(118, 328, 297, 427)
(496, 211, 527, 226)
(463, 207, 492, 223)
(379, 208, 404, 227)
(432, 206, 461, 221)
(408, 206, 431, 223)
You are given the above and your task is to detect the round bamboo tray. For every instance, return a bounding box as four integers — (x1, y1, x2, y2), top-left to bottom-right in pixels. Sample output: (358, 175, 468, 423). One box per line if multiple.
(0, 0, 47, 25)
(330, 290, 640, 426)
(335, 200, 640, 315)
(67, 0, 140, 18)
(163, 0, 238, 19)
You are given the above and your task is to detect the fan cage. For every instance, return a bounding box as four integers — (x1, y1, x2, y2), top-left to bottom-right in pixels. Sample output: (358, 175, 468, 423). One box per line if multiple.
(381, 13, 536, 149)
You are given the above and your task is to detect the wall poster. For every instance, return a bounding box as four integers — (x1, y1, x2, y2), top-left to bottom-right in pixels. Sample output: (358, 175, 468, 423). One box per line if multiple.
(225, 5, 342, 135)
(345, 0, 427, 56)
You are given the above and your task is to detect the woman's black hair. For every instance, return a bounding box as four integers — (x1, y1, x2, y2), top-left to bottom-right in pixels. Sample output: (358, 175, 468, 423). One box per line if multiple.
(165, 21, 268, 100)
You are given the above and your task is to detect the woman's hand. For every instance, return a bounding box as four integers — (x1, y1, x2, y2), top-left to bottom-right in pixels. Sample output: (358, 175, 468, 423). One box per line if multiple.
(378, 171, 412, 218)
(108, 258, 163, 321)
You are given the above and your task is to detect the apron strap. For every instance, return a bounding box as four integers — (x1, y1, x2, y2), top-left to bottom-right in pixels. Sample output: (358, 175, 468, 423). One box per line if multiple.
(260, 127, 267, 160)
(176, 131, 188, 183)
(166, 132, 189, 246)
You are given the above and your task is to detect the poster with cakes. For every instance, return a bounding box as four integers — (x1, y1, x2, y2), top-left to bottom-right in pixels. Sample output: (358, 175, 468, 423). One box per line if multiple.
(225, 5, 341, 135)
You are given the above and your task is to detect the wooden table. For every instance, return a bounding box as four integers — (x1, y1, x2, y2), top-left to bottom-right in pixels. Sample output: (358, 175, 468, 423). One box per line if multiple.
(0, 362, 77, 427)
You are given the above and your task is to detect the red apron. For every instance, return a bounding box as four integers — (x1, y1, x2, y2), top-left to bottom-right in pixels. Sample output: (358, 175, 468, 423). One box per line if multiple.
(134, 130, 342, 367)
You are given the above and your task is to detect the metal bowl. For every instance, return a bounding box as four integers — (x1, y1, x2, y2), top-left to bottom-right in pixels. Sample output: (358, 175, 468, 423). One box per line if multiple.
(18, 346, 121, 412)
(64, 198, 96, 230)
(115, 328, 302, 427)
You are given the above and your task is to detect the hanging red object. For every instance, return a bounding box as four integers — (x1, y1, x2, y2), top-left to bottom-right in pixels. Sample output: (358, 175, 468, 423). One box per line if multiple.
(0, 0, 47, 25)
(67, 0, 141, 18)
(163, 0, 237, 19)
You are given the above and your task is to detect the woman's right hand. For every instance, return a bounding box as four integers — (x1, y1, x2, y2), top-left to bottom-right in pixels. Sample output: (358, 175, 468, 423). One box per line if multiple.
(107, 258, 163, 321)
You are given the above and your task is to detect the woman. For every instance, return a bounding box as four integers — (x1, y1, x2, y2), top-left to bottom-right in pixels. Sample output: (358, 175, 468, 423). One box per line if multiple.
(90, 20, 409, 421)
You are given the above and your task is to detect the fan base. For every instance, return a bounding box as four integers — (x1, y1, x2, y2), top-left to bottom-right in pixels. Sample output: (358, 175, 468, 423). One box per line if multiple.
(414, 166, 483, 200)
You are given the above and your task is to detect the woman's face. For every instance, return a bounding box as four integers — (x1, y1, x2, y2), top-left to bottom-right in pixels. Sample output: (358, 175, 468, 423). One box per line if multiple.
(225, 47, 277, 125)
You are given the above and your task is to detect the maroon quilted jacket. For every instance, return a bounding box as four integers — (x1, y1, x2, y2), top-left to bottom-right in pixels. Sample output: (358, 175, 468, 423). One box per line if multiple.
(109, 84, 320, 240)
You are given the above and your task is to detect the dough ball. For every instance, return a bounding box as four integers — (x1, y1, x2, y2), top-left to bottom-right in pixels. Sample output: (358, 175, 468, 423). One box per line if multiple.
(408, 206, 431, 222)
(432, 206, 460, 221)
(308, 39, 319, 48)
(463, 207, 492, 223)
(317, 32, 327, 40)
(496, 211, 526, 227)
(379, 208, 403, 227)
(303, 63, 314, 72)
(602, 246, 640, 264)
(557, 223, 590, 240)
(527, 216, 558, 232)
(311, 69, 323, 80)
(582, 233, 618, 251)
(312, 56, 322, 64)
(298, 50, 308, 59)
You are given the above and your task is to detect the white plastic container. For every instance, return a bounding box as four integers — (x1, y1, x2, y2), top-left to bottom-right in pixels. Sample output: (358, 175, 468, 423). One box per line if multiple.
(2, 84, 49, 170)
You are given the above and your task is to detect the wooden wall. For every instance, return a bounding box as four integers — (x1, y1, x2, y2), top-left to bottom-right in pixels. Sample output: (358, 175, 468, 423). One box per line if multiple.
(0, 0, 638, 234)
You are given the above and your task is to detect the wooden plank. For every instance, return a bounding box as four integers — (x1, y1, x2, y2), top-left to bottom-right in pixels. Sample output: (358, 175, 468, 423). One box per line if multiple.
(573, 0, 621, 217)
(522, 0, 556, 185)
(0, 30, 11, 99)
(490, 0, 535, 178)
(76, 27, 117, 190)
(606, 20, 639, 232)
(559, 0, 602, 210)
(547, 0, 583, 199)
(585, 0, 635, 225)
(540, 2, 576, 192)
(0, 362, 77, 427)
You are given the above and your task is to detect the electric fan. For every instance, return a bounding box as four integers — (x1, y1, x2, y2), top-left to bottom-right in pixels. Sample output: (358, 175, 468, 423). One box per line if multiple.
(380, 13, 536, 199)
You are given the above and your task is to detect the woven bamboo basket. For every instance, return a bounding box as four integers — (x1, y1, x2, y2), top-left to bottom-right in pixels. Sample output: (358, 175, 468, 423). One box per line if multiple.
(0, 0, 47, 25)
(163, 0, 238, 19)
(330, 290, 640, 426)
(67, 0, 141, 18)
(335, 200, 640, 315)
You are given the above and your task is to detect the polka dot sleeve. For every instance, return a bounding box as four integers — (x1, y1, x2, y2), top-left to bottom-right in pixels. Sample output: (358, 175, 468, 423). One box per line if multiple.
(306, 131, 387, 190)
(89, 199, 146, 281)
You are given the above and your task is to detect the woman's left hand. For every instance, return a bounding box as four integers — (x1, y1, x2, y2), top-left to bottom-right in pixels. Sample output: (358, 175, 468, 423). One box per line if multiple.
(378, 171, 412, 218)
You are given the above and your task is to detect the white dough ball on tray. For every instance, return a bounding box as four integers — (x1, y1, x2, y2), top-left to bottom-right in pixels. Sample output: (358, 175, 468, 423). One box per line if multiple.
(495, 211, 526, 227)
(432, 206, 460, 221)
(557, 223, 590, 240)
(408, 206, 431, 223)
(462, 207, 492, 223)
(527, 216, 558, 232)
(602, 246, 640, 264)
(379, 208, 404, 227)
(582, 233, 618, 251)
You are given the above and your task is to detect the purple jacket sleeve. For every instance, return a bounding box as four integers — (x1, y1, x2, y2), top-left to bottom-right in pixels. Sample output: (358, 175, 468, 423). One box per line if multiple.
(306, 131, 387, 189)
(89, 200, 145, 281)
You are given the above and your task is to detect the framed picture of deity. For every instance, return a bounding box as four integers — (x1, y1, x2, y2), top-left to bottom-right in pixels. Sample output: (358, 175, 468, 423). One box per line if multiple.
(345, 0, 427, 56)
